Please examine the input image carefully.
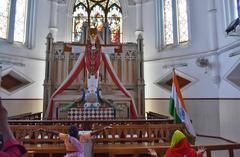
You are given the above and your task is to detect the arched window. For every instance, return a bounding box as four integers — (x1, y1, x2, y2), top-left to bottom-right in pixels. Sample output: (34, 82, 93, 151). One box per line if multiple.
(0, 0, 27, 43)
(155, 0, 190, 49)
(72, 0, 122, 44)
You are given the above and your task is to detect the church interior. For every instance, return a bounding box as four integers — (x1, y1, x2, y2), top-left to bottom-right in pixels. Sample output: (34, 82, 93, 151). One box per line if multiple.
(0, 0, 240, 156)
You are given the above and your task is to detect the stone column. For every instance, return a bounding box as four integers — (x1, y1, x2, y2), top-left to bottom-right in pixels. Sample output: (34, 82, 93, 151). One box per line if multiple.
(135, 0, 143, 37)
(43, 33, 54, 117)
(208, 0, 218, 50)
(137, 34, 145, 117)
(49, 0, 59, 38)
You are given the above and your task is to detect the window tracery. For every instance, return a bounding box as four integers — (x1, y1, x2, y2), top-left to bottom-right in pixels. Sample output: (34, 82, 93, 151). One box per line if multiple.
(155, 0, 190, 49)
(72, 0, 122, 44)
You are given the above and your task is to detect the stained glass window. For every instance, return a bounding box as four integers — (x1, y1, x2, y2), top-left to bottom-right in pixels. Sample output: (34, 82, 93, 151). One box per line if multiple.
(108, 5, 122, 43)
(163, 0, 173, 45)
(0, 0, 10, 39)
(108, 0, 120, 7)
(161, 0, 189, 47)
(72, 4, 88, 42)
(14, 0, 27, 42)
(72, 0, 122, 44)
(90, 5, 105, 31)
(178, 0, 189, 43)
(0, 0, 28, 43)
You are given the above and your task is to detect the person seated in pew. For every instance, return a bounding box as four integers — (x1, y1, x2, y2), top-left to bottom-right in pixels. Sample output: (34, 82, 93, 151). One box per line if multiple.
(148, 130, 205, 157)
(39, 125, 111, 157)
(0, 97, 27, 157)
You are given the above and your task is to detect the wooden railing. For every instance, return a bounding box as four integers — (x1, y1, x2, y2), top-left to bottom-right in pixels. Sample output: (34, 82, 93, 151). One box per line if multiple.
(9, 119, 173, 130)
(10, 123, 192, 157)
(146, 112, 170, 120)
(92, 123, 193, 144)
(21, 143, 240, 157)
(9, 120, 240, 157)
(8, 112, 42, 120)
(10, 123, 185, 145)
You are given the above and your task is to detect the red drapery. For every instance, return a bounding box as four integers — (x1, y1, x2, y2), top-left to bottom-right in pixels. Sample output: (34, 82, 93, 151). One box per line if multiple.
(45, 53, 85, 119)
(45, 46, 138, 119)
(102, 53, 137, 119)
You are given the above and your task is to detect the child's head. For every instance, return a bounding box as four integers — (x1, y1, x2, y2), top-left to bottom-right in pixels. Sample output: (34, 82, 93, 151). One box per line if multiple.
(68, 125, 79, 138)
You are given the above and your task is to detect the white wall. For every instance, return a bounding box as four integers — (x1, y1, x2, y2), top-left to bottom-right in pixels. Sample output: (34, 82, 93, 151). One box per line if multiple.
(143, 0, 240, 139)
(0, 0, 51, 113)
(218, 45, 240, 141)
(146, 99, 220, 136)
(2, 99, 43, 117)
(144, 58, 219, 99)
(142, 0, 213, 60)
(0, 0, 50, 59)
(219, 100, 240, 142)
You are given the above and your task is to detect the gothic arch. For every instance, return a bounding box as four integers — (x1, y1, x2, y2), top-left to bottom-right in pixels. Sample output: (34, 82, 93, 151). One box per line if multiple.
(65, 0, 128, 42)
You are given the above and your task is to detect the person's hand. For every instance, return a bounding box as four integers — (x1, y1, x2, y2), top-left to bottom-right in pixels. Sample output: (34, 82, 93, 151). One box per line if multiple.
(197, 146, 206, 155)
(104, 126, 112, 130)
(38, 128, 46, 132)
(148, 148, 158, 157)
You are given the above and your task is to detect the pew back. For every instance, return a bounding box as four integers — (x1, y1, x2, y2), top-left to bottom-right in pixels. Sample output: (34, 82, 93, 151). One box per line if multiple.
(11, 125, 68, 144)
(93, 123, 195, 144)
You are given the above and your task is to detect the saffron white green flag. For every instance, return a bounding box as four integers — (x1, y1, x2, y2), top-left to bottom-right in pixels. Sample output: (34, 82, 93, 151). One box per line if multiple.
(169, 70, 196, 136)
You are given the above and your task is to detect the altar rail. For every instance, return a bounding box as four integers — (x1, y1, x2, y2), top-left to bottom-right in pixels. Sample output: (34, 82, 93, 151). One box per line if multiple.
(21, 143, 240, 157)
(93, 143, 240, 157)
(8, 119, 173, 130)
(9, 123, 240, 157)
(8, 112, 42, 120)
(92, 123, 192, 144)
(10, 123, 190, 144)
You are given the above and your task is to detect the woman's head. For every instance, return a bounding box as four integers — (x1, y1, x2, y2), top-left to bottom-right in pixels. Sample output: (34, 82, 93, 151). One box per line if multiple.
(68, 125, 79, 138)
(170, 130, 186, 147)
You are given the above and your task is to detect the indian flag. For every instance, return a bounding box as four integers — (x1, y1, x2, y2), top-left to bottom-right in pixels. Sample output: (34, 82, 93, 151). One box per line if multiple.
(169, 70, 196, 136)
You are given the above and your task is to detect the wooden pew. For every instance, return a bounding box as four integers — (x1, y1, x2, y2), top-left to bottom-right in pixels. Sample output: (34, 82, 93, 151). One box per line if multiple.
(9, 119, 173, 130)
(21, 143, 240, 157)
(92, 123, 194, 156)
(9, 123, 240, 157)
(93, 123, 193, 144)
(11, 125, 68, 144)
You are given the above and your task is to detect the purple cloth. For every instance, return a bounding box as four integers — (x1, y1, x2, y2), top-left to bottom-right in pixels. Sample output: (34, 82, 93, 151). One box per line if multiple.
(0, 139, 26, 157)
(238, 0, 240, 17)
(64, 152, 84, 157)
(64, 136, 84, 157)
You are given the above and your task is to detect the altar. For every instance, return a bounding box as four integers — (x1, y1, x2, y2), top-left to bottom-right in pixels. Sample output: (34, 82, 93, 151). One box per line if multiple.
(43, 26, 145, 120)
(52, 91, 131, 119)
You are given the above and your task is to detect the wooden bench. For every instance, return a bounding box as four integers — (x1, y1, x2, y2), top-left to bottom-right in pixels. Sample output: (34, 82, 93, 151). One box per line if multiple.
(9, 123, 240, 157)
(11, 125, 68, 144)
(93, 123, 193, 144)
(92, 123, 194, 156)
(20, 143, 240, 157)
